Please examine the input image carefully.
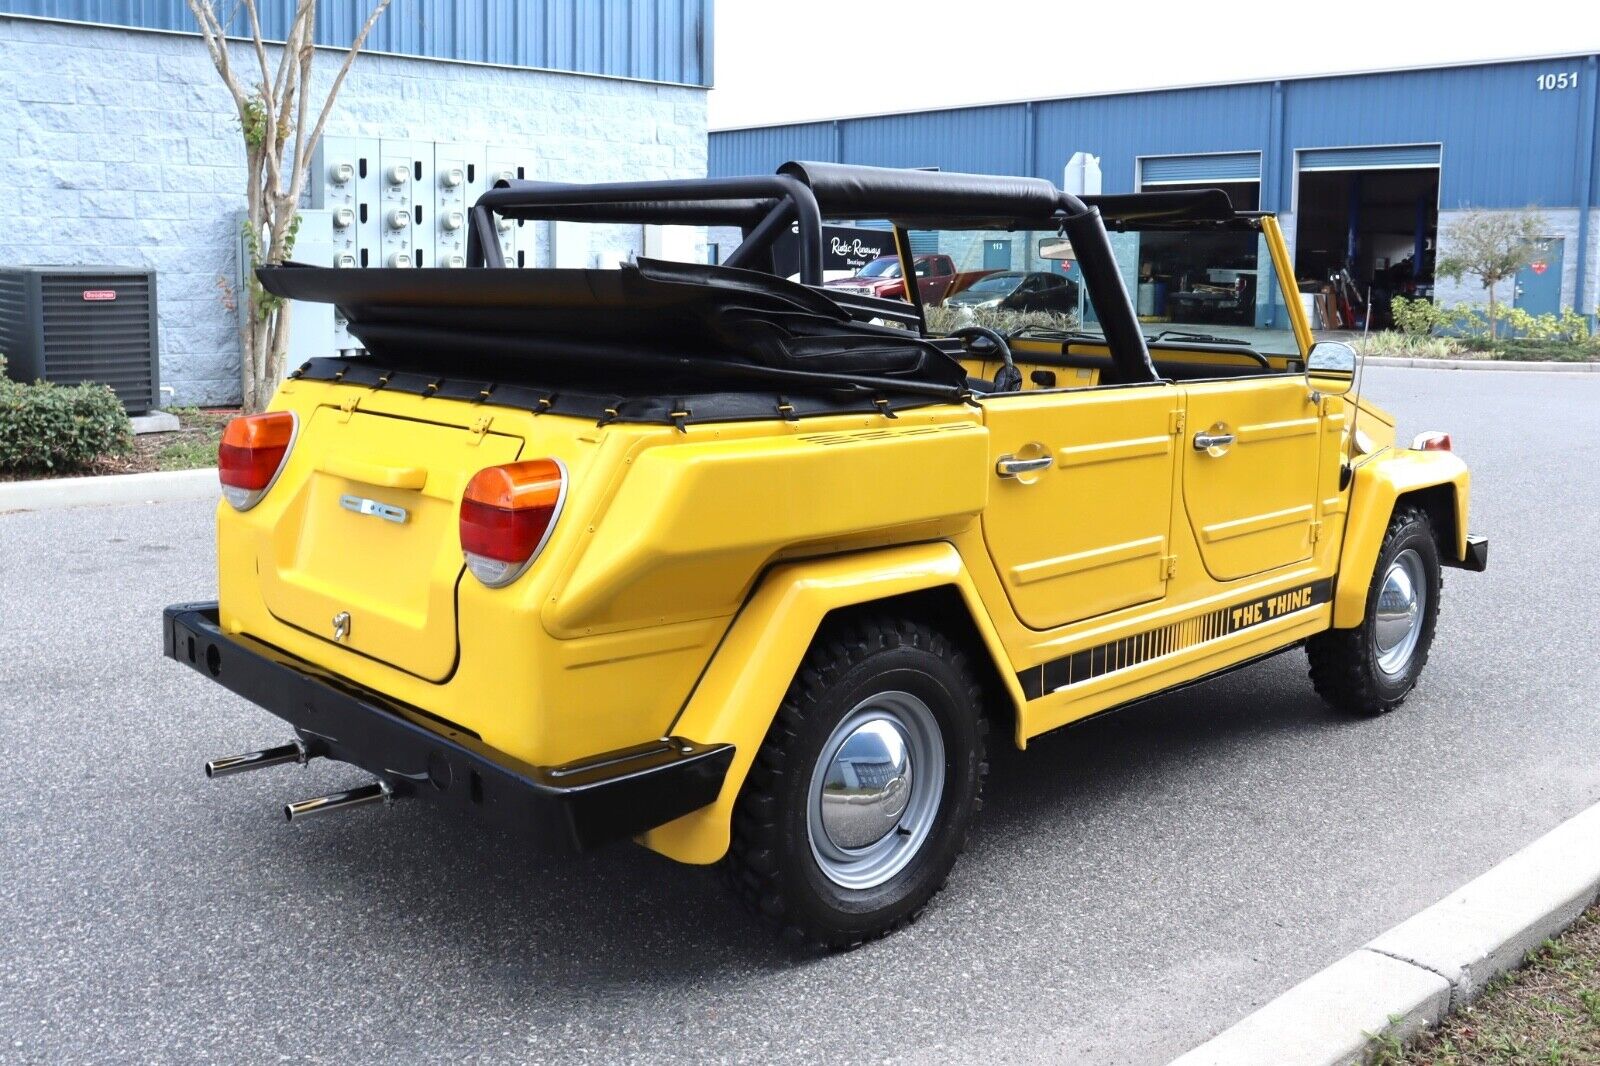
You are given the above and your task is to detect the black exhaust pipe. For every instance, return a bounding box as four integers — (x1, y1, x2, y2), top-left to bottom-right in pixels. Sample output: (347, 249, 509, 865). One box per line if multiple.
(205, 741, 312, 779)
(284, 782, 392, 823)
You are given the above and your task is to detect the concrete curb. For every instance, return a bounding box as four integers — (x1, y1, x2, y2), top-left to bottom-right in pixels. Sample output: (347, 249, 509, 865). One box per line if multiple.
(0, 467, 218, 513)
(1364, 355, 1600, 372)
(1169, 801, 1600, 1065)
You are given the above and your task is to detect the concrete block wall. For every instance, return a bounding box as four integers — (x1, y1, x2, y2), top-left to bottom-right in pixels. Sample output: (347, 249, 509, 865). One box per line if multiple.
(1431, 207, 1587, 316)
(0, 15, 707, 405)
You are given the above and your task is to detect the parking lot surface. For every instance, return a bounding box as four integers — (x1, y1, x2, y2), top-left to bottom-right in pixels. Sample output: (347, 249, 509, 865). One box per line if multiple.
(2, 367, 1597, 1065)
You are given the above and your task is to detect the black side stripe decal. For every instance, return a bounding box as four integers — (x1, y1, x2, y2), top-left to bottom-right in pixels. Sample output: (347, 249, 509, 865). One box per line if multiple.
(1016, 578, 1333, 700)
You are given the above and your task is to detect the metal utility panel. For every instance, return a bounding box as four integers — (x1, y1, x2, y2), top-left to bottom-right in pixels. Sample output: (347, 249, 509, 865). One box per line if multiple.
(285, 210, 337, 363)
(432, 143, 487, 269)
(310, 136, 380, 269)
(377, 140, 434, 269)
(0, 266, 161, 413)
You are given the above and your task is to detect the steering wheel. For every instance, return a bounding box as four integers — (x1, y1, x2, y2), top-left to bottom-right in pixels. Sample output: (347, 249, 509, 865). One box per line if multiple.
(951, 325, 1022, 393)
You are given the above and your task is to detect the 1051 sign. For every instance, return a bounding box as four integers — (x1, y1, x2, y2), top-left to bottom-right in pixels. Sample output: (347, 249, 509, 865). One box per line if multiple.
(1537, 71, 1578, 91)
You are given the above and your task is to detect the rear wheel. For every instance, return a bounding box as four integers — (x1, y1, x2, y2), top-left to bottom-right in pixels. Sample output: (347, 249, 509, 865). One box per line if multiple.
(1308, 506, 1442, 715)
(725, 615, 987, 951)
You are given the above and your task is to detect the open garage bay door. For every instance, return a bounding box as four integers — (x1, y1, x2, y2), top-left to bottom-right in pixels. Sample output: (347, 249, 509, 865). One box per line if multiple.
(1294, 144, 1441, 329)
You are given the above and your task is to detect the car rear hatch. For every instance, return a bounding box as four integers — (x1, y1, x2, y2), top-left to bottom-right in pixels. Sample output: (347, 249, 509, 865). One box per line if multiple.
(257, 404, 524, 682)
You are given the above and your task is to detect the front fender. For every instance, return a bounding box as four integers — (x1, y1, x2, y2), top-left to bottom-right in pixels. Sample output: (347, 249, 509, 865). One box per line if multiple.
(1332, 448, 1470, 628)
(640, 540, 1021, 865)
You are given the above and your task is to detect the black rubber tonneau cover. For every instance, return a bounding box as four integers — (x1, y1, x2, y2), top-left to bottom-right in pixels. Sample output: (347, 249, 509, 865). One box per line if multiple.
(257, 257, 969, 399)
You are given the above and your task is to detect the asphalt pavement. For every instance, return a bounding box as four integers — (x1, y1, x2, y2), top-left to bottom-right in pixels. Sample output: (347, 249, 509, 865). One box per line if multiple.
(2, 366, 1597, 1065)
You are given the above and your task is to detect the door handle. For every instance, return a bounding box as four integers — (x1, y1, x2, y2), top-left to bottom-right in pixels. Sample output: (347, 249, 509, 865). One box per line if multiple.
(1192, 431, 1236, 454)
(996, 454, 1054, 479)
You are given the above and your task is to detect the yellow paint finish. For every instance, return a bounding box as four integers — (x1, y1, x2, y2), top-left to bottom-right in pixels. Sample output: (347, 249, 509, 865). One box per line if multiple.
(1262, 215, 1313, 355)
(1181, 377, 1323, 580)
(257, 406, 524, 681)
(1331, 447, 1471, 627)
(979, 385, 1180, 629)
(545, 422, 990, 637)
(642, 541, 1021, 865)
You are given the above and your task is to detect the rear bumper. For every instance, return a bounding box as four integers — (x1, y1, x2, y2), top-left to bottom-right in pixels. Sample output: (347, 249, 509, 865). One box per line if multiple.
(162, 602, 733, 854)
(1445, 533, 1489, 573)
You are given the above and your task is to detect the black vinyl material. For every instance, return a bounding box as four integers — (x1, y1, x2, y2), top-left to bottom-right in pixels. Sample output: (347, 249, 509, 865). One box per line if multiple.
(259, 257, 969, 396)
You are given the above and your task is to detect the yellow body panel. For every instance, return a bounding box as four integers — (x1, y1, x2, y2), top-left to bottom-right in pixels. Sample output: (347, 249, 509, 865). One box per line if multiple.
(1331, 447, 1471, 627)
(214, 214, 1476, 866)
(643, 542, 1021, 864)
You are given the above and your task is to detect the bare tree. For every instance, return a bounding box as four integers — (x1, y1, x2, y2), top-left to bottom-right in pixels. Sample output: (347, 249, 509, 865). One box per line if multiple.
(1436, 209, 1548, 340)
(186, 0, 392, 411)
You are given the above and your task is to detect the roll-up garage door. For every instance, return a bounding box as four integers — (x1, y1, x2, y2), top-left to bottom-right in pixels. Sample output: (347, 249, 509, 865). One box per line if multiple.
(1140, 152, 1262, 186)
(1298, 145, 1441, 171)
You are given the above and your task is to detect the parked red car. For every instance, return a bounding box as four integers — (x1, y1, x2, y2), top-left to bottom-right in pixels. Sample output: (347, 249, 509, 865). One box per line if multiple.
(824, 254, 984, 303)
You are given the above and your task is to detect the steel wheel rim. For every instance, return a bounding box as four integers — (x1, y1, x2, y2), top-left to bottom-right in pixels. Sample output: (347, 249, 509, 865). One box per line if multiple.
(1374, 548, 1427, 676)
(806, 692, 945, 891)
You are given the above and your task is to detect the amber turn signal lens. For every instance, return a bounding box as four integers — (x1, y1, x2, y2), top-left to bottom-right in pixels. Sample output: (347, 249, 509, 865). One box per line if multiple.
(218, 411, 297, 510)
(459, 459, 567, 588)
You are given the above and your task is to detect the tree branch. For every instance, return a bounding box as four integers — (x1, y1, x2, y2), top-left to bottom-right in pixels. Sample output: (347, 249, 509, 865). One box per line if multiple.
(299, 0, 392, 182)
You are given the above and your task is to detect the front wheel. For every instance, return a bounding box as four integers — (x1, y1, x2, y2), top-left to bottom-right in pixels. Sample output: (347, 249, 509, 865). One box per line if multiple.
(1308, 505, 1442, 715)
(725, 615, 987, 951)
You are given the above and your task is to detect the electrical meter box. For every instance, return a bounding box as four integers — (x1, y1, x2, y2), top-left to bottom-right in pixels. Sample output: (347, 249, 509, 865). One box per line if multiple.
(377, 140, 434, 269)
(486, 150, 538, 267)
(310, 136, 380, 270)
(432, 143, 487, 269)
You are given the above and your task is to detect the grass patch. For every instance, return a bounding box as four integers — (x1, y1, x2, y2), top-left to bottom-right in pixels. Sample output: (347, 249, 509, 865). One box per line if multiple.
(1354, 332, 1600, 362)
(1374, 906, 1600, 1064)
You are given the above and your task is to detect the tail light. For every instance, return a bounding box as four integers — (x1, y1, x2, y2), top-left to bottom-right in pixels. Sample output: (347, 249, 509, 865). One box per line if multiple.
(459, 459, 568, 588)
(218, 411, 297, 511)
(1411, 431, 1452, 452)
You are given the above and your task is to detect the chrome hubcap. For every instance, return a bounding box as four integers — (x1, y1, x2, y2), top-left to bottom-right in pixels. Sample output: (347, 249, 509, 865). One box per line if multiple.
(1374, 548, 1427, 676)
(807, 692, 945, 890)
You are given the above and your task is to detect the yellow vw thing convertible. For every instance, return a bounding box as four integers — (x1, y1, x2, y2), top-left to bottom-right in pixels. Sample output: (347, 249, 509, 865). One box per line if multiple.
(165, 163, 1486, 950)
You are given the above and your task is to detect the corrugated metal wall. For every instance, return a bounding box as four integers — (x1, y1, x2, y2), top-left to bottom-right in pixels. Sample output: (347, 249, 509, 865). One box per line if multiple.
(0, 0, 713, 85)
(710, 54, 1600, 211)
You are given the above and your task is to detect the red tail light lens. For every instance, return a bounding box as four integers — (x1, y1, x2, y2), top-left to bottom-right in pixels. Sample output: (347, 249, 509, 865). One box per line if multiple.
(218, 411, 297, 510)
(460, 459, 568, 588)
(1411, 431, 1452, 452)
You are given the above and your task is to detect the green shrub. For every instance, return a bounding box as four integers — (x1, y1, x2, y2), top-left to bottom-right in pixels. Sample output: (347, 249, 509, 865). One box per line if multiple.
(1390, 296, 1444, 335)
(0, 356, 133, 473)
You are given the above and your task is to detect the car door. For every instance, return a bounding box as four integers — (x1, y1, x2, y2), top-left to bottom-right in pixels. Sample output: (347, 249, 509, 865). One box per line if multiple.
(919, 256, 954, 303)
(1009, 275, 1046, 311)
(1179, 375, 1323, 581)
(980, 384, 1180, 630)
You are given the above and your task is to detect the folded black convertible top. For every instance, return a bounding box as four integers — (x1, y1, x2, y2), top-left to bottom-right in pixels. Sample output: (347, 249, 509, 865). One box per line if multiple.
(258, 257, 968, 398)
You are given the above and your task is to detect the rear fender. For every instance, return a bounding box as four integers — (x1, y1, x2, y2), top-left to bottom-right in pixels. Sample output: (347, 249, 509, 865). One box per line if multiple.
(640, 541, 1022, 865)
(1332, 448, 1470, 628)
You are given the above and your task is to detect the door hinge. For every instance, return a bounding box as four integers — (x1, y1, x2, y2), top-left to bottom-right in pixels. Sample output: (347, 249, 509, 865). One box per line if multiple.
(1309, 520, 1323, 545)
(467, 414, 493, 443)
(336, 394, 360, 422)
(1161, 554, 1179, 580)
(1169, 410, 1186, 436)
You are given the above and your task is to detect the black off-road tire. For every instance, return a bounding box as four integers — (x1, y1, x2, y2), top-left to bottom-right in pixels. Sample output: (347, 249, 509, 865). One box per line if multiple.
(725, 615, 988, 952)
(1307, 505, 1442, 716)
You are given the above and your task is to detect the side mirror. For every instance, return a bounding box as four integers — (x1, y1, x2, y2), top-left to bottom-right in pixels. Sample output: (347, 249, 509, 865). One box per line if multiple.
(1306, 340, 1357, 397)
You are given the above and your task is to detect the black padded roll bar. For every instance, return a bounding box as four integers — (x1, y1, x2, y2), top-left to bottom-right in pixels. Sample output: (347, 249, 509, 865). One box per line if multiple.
(465, 161, 1156, 383)
(1055, 190, 1156, 384)
(469, 174, 824, 284)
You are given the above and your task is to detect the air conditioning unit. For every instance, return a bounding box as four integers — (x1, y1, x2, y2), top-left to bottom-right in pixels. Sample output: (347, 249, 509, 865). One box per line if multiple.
(0, 266, 161, 414)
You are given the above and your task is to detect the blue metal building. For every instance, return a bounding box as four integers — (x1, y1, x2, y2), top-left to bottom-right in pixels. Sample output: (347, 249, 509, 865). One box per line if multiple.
(711, 55, 1600, 318)
(0, 0, 713, 85)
